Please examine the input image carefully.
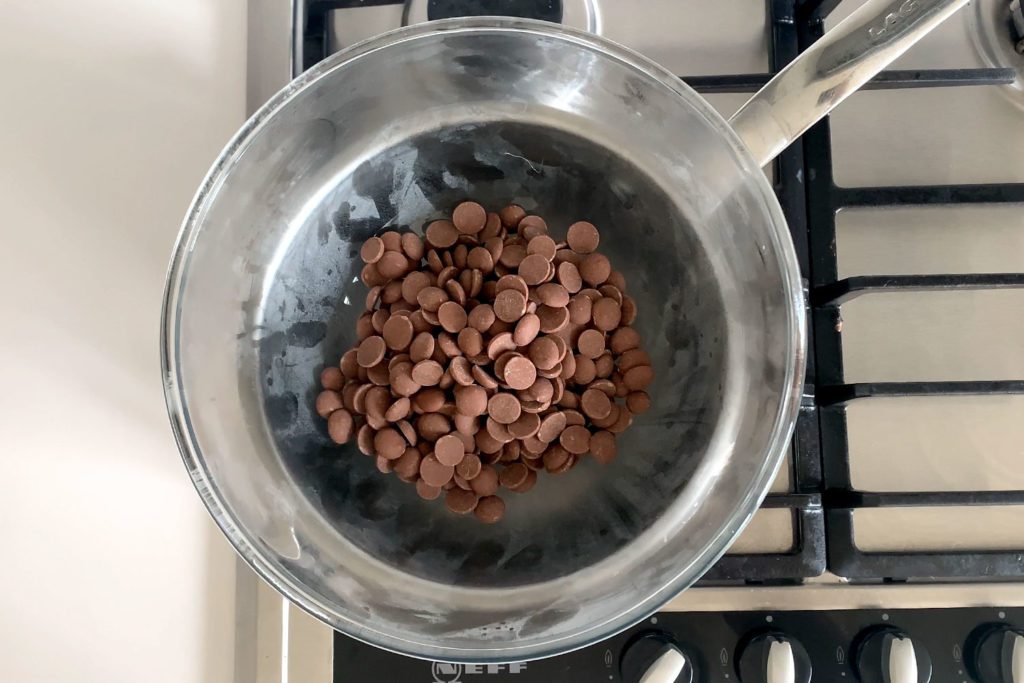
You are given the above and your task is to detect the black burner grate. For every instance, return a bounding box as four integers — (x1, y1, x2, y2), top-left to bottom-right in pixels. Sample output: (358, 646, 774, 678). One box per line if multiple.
(296, 0, 1023, 584)
(797, 0, 1024, 581)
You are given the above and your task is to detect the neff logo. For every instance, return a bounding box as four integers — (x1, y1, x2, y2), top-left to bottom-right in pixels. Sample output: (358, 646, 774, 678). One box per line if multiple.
(868, 0, 920, 39)
(430, 662, 528, 682)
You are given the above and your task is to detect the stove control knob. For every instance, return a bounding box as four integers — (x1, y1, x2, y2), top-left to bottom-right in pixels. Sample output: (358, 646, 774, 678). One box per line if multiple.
(737, 633, 812, 683)
(620, 632, 697, 683)
(855, 627, 932, 683)
(967, 625, 1024, 683)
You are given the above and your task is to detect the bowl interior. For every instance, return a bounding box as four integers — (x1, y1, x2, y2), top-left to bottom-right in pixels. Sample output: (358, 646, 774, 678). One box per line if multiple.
(259, 120, 726, 588)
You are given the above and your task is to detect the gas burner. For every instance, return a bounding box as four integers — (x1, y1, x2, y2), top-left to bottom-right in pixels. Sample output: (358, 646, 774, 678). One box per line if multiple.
(969, 0, 1024, 108)
(403, 0, 600, 33)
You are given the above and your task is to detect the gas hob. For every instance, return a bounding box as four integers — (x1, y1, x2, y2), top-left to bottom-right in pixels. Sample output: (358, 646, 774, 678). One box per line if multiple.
(242, 1, 1024, 681)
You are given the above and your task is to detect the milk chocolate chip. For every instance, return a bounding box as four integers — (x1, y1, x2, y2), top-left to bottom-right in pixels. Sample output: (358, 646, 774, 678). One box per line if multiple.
(317, 202, 654, 522)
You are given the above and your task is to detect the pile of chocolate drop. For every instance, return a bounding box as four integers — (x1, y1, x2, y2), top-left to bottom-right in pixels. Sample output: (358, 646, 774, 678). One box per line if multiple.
(315, 202, 653, 523)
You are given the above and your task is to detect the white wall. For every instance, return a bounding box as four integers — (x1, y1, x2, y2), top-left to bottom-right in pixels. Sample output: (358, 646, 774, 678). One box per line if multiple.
(0, 2, 247, 681)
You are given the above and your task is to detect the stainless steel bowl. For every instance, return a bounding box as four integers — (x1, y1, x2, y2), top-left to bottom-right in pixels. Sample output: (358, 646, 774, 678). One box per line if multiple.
(163, 17, 809, 663)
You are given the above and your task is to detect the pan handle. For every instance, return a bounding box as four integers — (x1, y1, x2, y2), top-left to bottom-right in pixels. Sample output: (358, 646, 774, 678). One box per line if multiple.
(729, 0, 969, 167)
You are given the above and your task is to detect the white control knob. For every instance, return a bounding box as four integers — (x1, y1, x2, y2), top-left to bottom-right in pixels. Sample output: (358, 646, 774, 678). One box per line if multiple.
(968, 626, 1024, 683)
(620, 632, 696, 683)
(737, 633, 812, 683)
(638, 647, 687, 683)
(1012, 633, 1023, 683)
(855, 627, 932, 683)
(888, 636, 918, 683)
(767, 640, 796, 683)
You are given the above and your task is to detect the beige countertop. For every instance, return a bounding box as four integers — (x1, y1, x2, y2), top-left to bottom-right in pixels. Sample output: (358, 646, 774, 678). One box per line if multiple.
(0, 2, 247, 681)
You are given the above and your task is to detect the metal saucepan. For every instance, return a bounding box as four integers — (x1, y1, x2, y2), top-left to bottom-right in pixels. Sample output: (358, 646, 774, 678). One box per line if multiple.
(162, 0, 966, 663)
